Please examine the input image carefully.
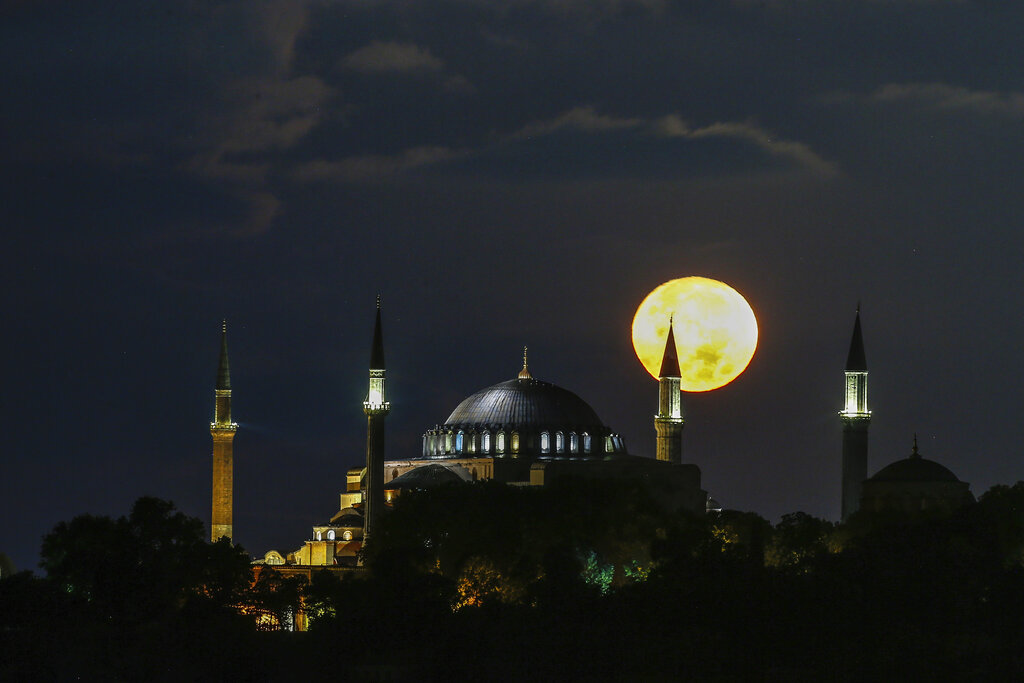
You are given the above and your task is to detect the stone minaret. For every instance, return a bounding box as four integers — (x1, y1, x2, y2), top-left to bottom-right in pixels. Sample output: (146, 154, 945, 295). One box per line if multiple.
(211, 320, 238, 543)
(839, 308, 870, 521)
(362, 297, 389, 545)
(655, 317, 685, 464)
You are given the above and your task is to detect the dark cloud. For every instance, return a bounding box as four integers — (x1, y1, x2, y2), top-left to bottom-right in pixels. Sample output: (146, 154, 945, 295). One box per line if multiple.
(3, 0, 1024, 572)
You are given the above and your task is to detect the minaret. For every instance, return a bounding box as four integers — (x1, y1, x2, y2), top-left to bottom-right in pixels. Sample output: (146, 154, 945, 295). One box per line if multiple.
(362, 296, 390, 545)
(210, 320, 238, 543)
(839, 307, 870, 521)
(655, 317, 685, 464)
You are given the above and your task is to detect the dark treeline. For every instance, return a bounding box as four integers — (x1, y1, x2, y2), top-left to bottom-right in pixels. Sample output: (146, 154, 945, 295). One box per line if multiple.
(3, 483, 1024, 681)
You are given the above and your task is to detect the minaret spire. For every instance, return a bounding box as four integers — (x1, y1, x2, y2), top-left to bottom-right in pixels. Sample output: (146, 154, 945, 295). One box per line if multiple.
(363, 297, 390, 547)
(211, 320, 238, 543)
(839, 307, 871, 521)
(655, 317, 684, 464)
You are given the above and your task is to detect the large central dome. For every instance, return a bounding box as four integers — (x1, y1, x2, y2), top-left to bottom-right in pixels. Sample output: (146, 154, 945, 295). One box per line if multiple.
(420, 357, 626, 459)
(445, 377, 605, 432)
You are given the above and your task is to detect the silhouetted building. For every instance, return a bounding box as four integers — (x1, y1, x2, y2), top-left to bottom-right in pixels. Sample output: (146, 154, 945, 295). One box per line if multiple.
(268, 305, 706, 567)
(860, 436, 974, 515)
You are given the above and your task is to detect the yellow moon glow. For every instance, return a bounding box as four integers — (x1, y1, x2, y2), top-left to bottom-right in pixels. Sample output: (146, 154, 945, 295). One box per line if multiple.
(632, 277, 758, 391)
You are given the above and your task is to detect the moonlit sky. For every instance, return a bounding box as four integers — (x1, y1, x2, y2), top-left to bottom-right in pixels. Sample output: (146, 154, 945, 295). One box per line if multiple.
(3, 0, 1024, 572)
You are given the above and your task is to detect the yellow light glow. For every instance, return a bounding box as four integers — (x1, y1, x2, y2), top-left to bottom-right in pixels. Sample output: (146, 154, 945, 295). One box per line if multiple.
(632, 276, 758, 391)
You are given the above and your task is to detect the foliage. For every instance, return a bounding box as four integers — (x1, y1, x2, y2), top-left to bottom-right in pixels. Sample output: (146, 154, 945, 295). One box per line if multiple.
(765, 511, 836, 571)
(39, 497, 253, 622)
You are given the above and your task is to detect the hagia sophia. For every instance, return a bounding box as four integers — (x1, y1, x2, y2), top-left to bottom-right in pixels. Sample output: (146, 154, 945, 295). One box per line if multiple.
(207, 297, 974, 571)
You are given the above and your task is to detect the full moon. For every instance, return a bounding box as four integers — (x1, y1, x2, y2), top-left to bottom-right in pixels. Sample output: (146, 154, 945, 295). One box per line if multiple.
(632, 277, 758, 391)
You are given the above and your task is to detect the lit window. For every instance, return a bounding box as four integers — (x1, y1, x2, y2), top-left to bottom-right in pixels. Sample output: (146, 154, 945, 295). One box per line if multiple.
(482, 431, 491, 453)
(327, 529, 335, 540)
(496, 431, 505, 453)
(570, 432, 578, 453)
(582, 433, 591, 453)
(342, 530, 352, 541)
(315, 531, 322, 541)
(541, 431, 550, 453)
(511, 432, 519, 453)
(605, 436, 614, 452)
(555, 431, 564, 453)
(456, 431, 464, 453)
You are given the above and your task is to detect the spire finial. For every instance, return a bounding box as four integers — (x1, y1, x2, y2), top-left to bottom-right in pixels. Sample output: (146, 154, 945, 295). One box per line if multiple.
(518, 346, 532, 380)
(222, 318, 227, 333)
(376, 293, 381, 310)
(911, 433, 920, 459)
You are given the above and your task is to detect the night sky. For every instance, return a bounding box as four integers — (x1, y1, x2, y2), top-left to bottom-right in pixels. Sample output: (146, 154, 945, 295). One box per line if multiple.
(4, 0, 1023, 573)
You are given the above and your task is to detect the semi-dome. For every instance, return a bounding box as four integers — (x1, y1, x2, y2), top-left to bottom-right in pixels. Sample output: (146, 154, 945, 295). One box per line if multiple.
(421, 351, 626, 459)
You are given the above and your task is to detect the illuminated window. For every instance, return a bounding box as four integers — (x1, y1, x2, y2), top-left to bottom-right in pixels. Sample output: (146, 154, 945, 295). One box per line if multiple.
(582, 433, 591, 453)
(445, 432, 453, 453)
(605, 436, 614, 452)
(541, 431, 550, 453)
(342, 530, 352, 541)
(482, 431, 491, 453)
(496, 431, 505, 454)
(327, 529, 335, 540)
(315, 531, 322, 541)
(511, 432, 519, 453)
(456, 431, 464, 453)
(569, 432, 578, 453)
(555, 431, 564, 453)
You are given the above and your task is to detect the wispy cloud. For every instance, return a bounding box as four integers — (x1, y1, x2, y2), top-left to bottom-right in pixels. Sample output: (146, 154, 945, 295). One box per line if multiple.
(341, 41, 445, 73)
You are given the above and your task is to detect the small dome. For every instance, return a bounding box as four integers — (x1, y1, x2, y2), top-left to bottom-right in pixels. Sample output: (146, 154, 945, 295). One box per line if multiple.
(870, 457, 961, 483)
(444, 377, 606, 433)
(385, 464, 467, 490)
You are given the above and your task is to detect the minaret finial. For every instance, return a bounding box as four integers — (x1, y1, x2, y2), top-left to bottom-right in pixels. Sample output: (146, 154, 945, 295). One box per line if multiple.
(518, 346, 532, 379)
(376, 293, 381, 310)
(911, 433, 920, 458)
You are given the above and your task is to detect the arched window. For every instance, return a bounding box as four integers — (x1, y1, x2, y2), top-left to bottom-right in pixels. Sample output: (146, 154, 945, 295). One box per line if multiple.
(582, 433, 591, 453)
(327, 529, 335, 540)
(605, 436, 614, 453)
(511, 432, 520, 454)
(555, 431, 564, 453)
(496, 431, 505, 454)
(342, 530, 353, 542)
(541, 431, 550, 453)
(315, 531, 322, 541)
(455, 431, 464, 453)
(445, 432, 453, 453)
(482, 431, 491, 453)
(569, 432, 578, 453)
